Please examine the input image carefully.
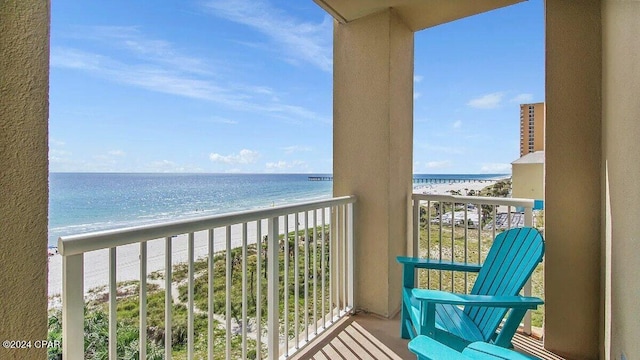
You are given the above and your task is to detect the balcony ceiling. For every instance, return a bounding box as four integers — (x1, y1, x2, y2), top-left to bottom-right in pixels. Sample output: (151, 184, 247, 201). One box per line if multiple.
(313, 0, 525, 32)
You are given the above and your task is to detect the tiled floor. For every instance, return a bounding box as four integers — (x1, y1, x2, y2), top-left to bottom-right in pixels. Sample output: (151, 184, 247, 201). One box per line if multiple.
(288, 312, 566, 360)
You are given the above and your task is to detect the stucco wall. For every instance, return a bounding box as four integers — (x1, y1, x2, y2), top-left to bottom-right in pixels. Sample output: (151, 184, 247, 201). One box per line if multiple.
(544, 1, 602, 359)
(0, 1, 50, 359)
(333, 9, 413, 317)
(602, 2, 640, 359)
(512, 163, 544, 200)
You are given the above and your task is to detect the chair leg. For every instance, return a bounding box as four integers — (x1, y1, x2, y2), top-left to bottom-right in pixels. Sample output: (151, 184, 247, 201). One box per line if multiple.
(494, 308, 528, 348)
(401, 300, 412, 339)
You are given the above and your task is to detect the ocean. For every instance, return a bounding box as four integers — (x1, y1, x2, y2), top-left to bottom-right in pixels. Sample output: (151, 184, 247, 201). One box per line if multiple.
(48, 172, 506, 247)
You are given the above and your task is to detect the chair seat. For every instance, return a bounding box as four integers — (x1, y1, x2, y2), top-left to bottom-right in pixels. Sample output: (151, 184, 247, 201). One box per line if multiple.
(409, 336, 541, 360)
(408, 294, 486, 343)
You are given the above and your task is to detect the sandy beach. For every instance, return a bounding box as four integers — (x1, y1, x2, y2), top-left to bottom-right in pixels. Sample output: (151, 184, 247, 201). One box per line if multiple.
(413, 179, 500, 195)
(48, 179, 501, 307)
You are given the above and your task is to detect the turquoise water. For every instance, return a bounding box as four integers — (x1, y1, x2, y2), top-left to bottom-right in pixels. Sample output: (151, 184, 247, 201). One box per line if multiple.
(48, 173, 332, 246)
(48, 173, 505, 246)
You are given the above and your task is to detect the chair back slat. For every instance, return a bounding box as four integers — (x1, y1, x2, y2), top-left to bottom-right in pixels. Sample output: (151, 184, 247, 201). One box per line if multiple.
(463, 227, 544, 341)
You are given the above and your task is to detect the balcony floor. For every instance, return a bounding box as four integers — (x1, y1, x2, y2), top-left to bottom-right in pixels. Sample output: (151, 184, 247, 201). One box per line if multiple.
(288, 312, 566, 360)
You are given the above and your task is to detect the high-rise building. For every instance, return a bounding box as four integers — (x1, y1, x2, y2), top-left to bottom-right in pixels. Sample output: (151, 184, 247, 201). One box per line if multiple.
(519, 102, 545, 156)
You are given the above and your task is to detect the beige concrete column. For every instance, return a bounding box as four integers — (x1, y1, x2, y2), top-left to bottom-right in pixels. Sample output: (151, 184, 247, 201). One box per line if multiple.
(602, 2, 640, 359)
(544, 1, 601, 359)
(333, 9, 414, 317)
(0, 1, 50, 359)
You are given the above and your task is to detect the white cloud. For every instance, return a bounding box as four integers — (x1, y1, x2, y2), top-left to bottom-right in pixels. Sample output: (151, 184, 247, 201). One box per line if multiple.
(467, 92, 504, 109)
(414, 75, 423, 83)
(282, 145, 311, 154)
(108, 150, 126, 156)
(452, 120, 462, 129)
(209, 149, 260, 164)
(50, 138, 66, 146)
(480, 163, 511, 173)
(265, 160, 307, 171)
(510, 93, 534, 103)
(202, 0, 332, 72)
(49, 149, 72, 164)
(418, 144, 465, 155)
(414, 92, 422, 100)
(210, 117, 238, 125)
(146, 160, 204, 173)
(51, 27, 328, 123)
(426, 160, 452, 169)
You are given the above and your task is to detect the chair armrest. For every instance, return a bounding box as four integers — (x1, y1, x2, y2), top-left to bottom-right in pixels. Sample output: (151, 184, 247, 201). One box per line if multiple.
(397, 256, 482, 273)
(411, 289, 543, 309)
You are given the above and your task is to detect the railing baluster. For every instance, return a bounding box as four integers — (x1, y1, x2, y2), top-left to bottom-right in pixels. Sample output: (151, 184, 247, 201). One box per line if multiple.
(225, 226, 232, 360)
(313, 208, 318, 335)
(464, 205, 469, 293)
(208, 229, 215, 360)
(439, 202, 443, 290)
(412, 198, 420, 288)
(451, 201, 455, 292)
(140, 241, 148, 360)
(109, 247, 117, 360)
(329, 206, 337, 323)
(304, 211, 309, 341)
(477, 204, 482, 265)
(62, 254, 84, 359)
(341, 204, 347, 314)
(256, 221, 262, 360)
(321, 207, 326, 328)
(492, 206, 497, 243)
(188, 233, 195, 360)
(267, 216, 280, 360)
(294, 213, 300, 348)
(283, 215, 289, 356)
(242, 223, 248, 359)
(427, 201, 431, 288)
(165, 237, 173, 360)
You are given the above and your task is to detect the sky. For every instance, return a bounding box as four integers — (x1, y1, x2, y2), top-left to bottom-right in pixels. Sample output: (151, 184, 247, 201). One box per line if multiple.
(49, 0, 544, 174)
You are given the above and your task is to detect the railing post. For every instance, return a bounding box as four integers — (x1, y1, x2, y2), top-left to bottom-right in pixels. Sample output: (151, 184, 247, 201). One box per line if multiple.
(523, 205, 534, 335)
(267, 216, 280, 359)
(62, 253, 84, 360)
(109, 248, 117, 360)
(412, 198, 419, 258)
(346, 202, 355, 311)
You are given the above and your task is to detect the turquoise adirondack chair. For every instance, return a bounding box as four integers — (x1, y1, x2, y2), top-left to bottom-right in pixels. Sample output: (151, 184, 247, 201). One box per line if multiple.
(397, 227, 544, 351)
(409, 335, 540, 360)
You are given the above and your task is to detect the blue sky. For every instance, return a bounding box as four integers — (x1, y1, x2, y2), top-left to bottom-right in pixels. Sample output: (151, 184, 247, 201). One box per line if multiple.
(49, 0, 544, 174)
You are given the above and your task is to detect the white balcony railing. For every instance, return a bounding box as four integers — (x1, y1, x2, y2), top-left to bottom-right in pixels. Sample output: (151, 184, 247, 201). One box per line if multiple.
(411, 194, 539, 335)
(59, 195, 356, 360)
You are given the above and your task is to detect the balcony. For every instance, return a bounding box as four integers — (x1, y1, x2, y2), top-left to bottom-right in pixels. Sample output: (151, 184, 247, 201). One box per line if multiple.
(54, 193, 558, 359)
(6, 1, 637, 359)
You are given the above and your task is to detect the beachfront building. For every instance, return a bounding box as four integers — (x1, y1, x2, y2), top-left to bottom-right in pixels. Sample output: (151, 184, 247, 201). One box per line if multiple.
(2, 1, 640, 360)
(520, 102, 546, 156)
(512, 151, 544, 200)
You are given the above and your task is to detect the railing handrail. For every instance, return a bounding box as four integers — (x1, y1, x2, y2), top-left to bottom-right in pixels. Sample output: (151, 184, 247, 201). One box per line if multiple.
(58, 195, 356, 256)
(413, 193, 534, 208)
